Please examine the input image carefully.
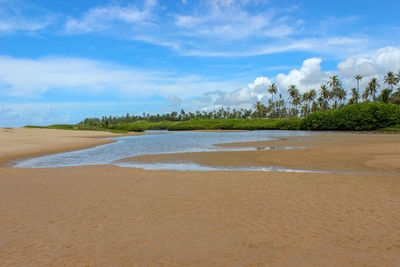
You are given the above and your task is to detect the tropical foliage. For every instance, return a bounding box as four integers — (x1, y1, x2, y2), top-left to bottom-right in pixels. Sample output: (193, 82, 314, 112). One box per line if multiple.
(68, 71, 400, 131)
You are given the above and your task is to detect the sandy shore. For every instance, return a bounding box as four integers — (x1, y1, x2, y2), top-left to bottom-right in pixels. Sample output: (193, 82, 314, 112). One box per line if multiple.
(121, 134, 400, 176)
(0, 127, 143, 166)
(1, 128, 400, 266)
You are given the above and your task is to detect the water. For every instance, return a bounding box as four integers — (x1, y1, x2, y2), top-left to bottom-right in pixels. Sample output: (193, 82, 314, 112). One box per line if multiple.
(14, 130, 331, 171)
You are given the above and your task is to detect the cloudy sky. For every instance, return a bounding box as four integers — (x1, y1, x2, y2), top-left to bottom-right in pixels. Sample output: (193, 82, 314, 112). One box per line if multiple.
(1, 0, 400, 126)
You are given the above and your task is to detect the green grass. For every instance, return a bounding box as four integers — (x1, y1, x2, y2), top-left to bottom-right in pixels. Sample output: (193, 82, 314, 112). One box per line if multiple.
(24, 124, 128, 134)
(102, 118, 304, 131)
(25, 124, 76, 130)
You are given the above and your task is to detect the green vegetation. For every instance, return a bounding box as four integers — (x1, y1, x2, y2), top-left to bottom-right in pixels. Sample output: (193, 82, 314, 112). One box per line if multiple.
(26, 71, 400, 133)
(26, 102, 400, 132)
(25, 124, 77, 130)
(303, 102, 400, 131)
(24, 124, 128, 134)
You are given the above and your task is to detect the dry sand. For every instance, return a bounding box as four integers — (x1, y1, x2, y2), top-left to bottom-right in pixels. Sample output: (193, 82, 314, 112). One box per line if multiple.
(1, 128, 400, 266)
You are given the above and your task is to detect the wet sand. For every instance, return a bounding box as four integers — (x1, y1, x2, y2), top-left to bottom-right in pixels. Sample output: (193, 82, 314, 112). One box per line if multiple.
(0, 127, 143, 166)
(121, 134, 400, 176)
(1, 128, 400, 266)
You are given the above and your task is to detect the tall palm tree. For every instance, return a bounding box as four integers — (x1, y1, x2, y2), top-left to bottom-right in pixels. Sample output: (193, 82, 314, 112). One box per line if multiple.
(254, 101, 266, 118)
(368, 77, 380, 101)
(302, 92, 309, 117)
(287, 85, 299, 108)
(319, 84, 331, 110)
(308, 89, 317, 114)
(328, 75, 343, 109)
(337, 88, 347, 106)
(362, 87, 370, 102)
(350, 88, 359, 104)
(308, 89, 317, 102)
(354, 74, 363, 97)
(384, 71, 398, 90)
(268, 83, 278, 103)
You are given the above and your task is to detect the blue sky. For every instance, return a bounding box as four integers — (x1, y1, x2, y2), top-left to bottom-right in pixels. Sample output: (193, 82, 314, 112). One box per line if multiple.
(1, 0, 400, 126)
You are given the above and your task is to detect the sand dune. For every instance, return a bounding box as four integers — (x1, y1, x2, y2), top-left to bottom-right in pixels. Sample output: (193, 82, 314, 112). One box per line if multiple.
(1, 128, 400, 266)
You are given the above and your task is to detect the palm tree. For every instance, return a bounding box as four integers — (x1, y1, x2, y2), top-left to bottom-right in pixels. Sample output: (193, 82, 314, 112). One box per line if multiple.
(350, 88, 359, 104)
(367, 77, 379, 101)
(328, 75, 343, 109)
(268, 83, 278, 103)
(319, 84, 331, 110)
(301, 89, 316, 116)
(384, 71, 398, 90)
(379, 89, 392, 103)
(308, 89, 317, 114)
(362, 87, 370, 102)
(337, 88, 347, 106)
(301, 92, 309, 117)
(254, 101, 266, 118)
(308, 89, 317, 102)
(354, 74, 363, 98)
(287, 85, 299, 108)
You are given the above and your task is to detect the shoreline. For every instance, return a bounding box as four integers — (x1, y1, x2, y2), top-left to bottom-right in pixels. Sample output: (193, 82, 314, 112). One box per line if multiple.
(0, 127, 144, 167)
(119, 133, 400, 176)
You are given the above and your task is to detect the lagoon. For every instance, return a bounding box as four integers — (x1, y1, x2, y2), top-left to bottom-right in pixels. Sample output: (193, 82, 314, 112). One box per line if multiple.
(14, 130, 331, 171)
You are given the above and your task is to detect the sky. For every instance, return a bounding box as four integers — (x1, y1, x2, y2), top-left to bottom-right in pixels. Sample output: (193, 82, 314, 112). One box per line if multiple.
(1, 0, 400, 126)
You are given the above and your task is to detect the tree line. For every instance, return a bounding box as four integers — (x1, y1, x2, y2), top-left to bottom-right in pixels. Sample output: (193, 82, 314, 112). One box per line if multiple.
(80, 71, 400, 128)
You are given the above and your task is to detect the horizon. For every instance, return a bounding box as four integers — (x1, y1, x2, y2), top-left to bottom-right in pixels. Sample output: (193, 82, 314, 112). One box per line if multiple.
(1, 0, 400, 127)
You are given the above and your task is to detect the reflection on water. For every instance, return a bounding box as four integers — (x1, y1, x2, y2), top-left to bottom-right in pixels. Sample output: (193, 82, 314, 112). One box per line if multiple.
(14, 130, 328, 171)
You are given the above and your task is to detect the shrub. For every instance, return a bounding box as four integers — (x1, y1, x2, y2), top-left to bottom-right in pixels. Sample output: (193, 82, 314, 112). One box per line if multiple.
(303, 102, 400, 130)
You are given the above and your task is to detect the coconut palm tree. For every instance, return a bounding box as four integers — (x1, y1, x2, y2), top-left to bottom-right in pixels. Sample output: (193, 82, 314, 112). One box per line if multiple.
(254, 101, 266, 118)
(268, 83, 278, 103)
(319, 84, 331, 110)
(308, 89, 317, 103)
(350, 88, 359, 104)
(302, 89, 316, 116)
(328, 75, 343, 109)
(287, 85, 299, 107)
(362, 87, 370, 102)
(337, 88, 347, 106)
(367, 77, 380, 101)
(354, 74, 363, 97)
(301, 92, 309, 117)
(384, 71, 398, 90)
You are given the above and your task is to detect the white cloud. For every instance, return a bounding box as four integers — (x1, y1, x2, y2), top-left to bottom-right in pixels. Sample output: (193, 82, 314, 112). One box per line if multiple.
(188, 46, 400, 111)
(60, 1, 376, 58)
(182, 37, 366, 57)
(276, 58, 329, 92)
(188, 76, 271, 111)
(338, 46, 400, 90)
(0, 55, 241, 100)
(65, 1, 156, 33)
(0, 0, 53, 34)
(0, 105, 70, 126)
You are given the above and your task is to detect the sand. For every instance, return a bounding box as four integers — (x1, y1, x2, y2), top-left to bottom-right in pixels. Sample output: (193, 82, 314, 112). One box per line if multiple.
(1, 128, 400, 266)
(0, 127, 143, 166)
(122, 134, 400, 176)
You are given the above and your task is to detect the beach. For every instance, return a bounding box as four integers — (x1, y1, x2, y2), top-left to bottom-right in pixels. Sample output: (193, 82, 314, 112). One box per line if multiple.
(1, 128, 400, 266)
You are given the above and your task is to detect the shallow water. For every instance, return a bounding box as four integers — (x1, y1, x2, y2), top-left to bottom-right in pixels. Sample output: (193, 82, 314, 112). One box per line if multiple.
(14, 130, 330, 171)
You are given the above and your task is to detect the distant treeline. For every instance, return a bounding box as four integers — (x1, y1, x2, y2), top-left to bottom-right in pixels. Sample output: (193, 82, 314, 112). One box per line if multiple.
(76, 72, 400, 131)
